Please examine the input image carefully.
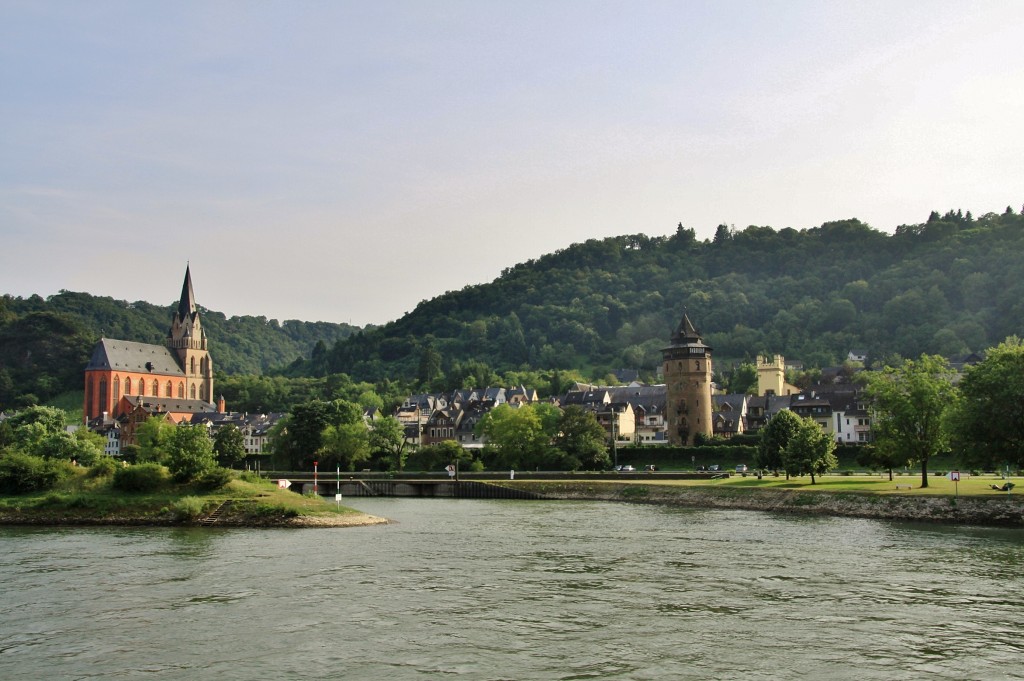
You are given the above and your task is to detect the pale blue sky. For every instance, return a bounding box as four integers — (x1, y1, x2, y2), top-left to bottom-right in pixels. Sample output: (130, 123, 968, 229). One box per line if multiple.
(2, 1, 1022, 325)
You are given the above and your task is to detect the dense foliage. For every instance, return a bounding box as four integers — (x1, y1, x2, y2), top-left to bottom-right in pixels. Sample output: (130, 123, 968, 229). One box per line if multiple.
(3, 206, 1023, 411)
(304, 207, 1024, 387)
(949, 337, 1024, 471)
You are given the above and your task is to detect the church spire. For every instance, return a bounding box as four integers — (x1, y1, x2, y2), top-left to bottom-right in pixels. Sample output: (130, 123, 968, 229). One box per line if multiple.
(177, 265, 197, 322)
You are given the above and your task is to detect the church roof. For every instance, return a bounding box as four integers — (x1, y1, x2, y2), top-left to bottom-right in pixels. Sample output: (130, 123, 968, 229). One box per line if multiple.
(122, 395, 215, 414)
(85, 339, 184, 375)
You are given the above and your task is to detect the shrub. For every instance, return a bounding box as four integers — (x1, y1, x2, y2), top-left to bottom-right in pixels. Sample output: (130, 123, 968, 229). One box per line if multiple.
(0, 452, 74, 494)
(250, 503, 299, 519)
(172, 496, 206, 521)
(194, 467, 233, 491)
(112, 463, 169, 493)
(87, 457, 119, 479)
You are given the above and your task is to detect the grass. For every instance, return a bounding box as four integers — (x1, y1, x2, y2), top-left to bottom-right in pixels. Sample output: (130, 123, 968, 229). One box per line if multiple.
(0, 468, 366, 523)
(590, 472, 1021, 497)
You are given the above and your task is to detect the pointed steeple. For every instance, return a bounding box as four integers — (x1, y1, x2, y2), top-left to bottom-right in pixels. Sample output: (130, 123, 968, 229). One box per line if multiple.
(670, 313, 699, 345)
(177, 265, 197, 322)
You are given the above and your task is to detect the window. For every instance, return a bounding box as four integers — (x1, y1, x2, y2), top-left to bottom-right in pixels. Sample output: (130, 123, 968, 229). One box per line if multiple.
(165, 381, 172, 397)
(113, 377, 120, 403)
(190, 357, 196, 374)
(190, 385, 196, 399)
(152, 380, 158, 396)
(125, 377, 132, 395)
(99, 379, 107, 412)
(177, 383, 184, 398)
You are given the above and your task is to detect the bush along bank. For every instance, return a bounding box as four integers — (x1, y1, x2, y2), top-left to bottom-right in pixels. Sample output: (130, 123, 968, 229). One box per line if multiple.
(505, 481, 1024, 527)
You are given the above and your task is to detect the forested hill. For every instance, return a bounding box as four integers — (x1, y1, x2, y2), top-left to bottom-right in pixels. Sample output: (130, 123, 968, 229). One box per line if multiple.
(0, 291, 362, 407)
(310, 206, 1024, 384)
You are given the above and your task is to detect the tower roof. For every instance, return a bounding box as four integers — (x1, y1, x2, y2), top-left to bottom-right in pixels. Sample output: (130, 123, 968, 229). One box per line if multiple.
(670, 314, 701, 345)
(177, 265, 197, 321)
(663, 312, 712, 355)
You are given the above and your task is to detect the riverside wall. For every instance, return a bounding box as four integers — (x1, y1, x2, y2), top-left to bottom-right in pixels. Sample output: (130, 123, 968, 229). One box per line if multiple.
(504, 480, 1024, 527)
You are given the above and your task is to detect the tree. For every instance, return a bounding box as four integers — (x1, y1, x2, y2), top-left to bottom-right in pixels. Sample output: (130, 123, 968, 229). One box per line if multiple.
(213, 424, 246, 468)
(478, 404, 554, 470)
(782, 417, 837, 484)
(949, 337, 1024, 470)
(4, 405, 67, 436)
(756, 409, 802, 476)
(556, 405, 609, 470)
(728, 362, 758, 394)
(368, 416, 407, 471)
(135, 416, 176, 463)
(855, 444, 904, 481)
(863, 355, 958, 488)
(165, 425, 216, 482)
(318, 422, 370, 472)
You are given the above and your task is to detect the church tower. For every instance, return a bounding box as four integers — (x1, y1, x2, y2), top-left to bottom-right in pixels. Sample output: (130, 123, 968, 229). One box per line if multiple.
(167, 265, 214, 403)
(662, 314, 713, 446)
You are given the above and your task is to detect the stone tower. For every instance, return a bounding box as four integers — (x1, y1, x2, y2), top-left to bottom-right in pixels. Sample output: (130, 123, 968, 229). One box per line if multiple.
(662, 314, 713, 446)
(757, 354, 785, 396)
(167, 265, 214, 402)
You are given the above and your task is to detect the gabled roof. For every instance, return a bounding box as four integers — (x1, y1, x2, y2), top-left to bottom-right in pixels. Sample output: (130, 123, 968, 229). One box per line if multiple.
(86, 339, 184, 375)
(122, 395, 215, 415)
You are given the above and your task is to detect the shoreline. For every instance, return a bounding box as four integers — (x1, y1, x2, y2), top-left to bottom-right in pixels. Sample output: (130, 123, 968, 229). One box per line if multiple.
(509, 481, 1024, 527)
(3, 483, 1023, 528)
(0, 511, 390, 529)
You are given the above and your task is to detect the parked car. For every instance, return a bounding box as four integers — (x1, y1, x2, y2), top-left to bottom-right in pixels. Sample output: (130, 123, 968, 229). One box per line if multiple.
(619, 465, 636, 472)
(709, 465, 721, 472)
(696, 465, 707, 472)
(736, 464, 748, 473)
(644, 465, 658, 472)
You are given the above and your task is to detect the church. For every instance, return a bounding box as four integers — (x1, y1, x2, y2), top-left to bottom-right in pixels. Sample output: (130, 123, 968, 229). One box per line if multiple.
(83, 266, 220, 427)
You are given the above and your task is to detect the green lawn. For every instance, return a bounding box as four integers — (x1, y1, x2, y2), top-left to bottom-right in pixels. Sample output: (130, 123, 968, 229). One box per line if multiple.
(631, 473, 1019, 496)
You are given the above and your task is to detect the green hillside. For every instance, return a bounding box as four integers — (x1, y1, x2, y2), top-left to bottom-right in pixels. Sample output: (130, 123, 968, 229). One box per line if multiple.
(2, 205, 1022, 411)
(310, 207, 1024, 385)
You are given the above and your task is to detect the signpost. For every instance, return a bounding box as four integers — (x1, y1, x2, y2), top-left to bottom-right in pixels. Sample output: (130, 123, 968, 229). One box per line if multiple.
(313, 460, 318, 496)
(336, 465, 342, 508)
(949, 470, 960, 499)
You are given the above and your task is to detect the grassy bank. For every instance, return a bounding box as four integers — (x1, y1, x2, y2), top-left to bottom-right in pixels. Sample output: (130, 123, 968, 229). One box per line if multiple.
(0, 469, 384, 527)
(504, 474, 1024, 527)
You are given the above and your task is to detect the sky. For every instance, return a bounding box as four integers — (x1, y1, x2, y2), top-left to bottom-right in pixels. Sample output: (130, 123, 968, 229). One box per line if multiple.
(2, 1, 1023, 326)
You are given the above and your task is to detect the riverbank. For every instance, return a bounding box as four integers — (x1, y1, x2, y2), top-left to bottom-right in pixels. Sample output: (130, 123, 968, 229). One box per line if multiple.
(0, 507, 389, 528)
(508, 480, 1024, 527)
(0, 475, 389, 529)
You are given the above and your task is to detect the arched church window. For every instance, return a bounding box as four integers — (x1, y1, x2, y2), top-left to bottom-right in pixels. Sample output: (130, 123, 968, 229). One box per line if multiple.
(125, 377, 132, 395)
(113, 377, 120, 402)
(165, 381, 172, 397)
(190, 357, 196, 374)
(177, 383, 184, 398)
(152, 380, 158, 396)
(190, 385, 196, 399)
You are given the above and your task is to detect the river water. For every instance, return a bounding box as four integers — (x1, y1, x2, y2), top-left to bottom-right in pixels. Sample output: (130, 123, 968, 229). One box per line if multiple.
(1, 499, 1022, 680)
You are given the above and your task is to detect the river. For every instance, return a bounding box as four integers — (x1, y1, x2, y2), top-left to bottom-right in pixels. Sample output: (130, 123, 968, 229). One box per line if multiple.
(1, 499, 1022, 680)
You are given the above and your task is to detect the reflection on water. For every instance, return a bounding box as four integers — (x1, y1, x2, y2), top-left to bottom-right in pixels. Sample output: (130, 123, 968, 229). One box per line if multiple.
(2, 500, 1023, 680)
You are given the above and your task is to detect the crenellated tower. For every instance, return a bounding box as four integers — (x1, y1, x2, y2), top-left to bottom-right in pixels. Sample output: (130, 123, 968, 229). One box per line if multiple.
(662, 314, 713, 446)
(167, 265, 214, 402)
